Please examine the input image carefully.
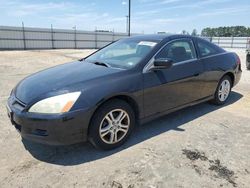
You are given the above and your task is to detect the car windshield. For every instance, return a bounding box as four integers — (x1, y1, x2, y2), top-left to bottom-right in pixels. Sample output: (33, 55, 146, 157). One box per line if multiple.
(85, 39, 158, 69)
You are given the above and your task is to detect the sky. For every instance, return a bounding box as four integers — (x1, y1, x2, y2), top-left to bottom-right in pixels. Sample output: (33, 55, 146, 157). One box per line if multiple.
(0, 0, 250, 34)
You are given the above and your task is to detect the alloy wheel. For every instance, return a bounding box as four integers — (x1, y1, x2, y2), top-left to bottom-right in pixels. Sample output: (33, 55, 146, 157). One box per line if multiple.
(218, 79, 231, 102)
(99, 109, 130, 144)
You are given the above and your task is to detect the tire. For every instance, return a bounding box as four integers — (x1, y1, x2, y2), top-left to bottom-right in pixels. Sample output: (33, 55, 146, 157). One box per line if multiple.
(88, 99, 135, 150)
(246, 54, 250, 70)
(210, 75, 232, 105)
(247, 63, 250, 70)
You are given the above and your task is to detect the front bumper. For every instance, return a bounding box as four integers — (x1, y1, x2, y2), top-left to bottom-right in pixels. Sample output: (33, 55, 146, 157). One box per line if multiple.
(7, 96, 92, 145)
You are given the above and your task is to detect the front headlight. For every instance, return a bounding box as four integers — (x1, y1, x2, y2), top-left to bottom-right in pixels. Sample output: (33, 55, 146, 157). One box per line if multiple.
(29, 92, 81, 114)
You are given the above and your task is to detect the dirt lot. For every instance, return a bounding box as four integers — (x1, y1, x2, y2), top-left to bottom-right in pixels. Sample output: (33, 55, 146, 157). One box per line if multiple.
(0, 49, 249, 188)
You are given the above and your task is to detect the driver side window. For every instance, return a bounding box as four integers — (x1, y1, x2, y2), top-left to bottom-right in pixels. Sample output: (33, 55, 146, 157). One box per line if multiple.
(155, 39, 196, 63)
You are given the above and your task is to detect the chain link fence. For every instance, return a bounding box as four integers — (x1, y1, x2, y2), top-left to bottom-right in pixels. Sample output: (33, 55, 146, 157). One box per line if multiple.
(0, 26, 128, 50)
(1, 25, 250, 50)
(206, 37, 250, 49)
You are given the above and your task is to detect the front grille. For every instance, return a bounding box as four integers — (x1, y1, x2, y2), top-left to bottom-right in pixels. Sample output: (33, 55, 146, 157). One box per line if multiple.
(13, 101, 26, 111)
(14, 124, 21, 132)
(32, 129, 48, 137)
(10, 96, 27, 111)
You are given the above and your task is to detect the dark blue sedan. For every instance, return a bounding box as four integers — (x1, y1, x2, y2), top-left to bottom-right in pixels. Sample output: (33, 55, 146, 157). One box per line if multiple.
(7, 35, 242, 150)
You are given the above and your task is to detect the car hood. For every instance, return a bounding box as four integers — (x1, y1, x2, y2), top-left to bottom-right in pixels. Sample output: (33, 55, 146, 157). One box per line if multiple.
(15, 61, 122, 104)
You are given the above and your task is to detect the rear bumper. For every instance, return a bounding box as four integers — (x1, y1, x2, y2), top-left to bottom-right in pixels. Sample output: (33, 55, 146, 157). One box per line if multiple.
(233, 68, 242, 87)
(7, 98, 93, 145)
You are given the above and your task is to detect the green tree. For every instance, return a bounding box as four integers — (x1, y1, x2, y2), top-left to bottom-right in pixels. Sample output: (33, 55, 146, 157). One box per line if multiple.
(181, 30, 188, 35)
(191, 29, 198, 36)
(247, 28, 250, 36)
(201, 26, 250, 37)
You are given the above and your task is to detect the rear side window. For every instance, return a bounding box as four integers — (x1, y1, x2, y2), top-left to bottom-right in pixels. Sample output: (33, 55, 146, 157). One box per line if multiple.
(155, 39, 196, 63)
(197, 39, 222, 58)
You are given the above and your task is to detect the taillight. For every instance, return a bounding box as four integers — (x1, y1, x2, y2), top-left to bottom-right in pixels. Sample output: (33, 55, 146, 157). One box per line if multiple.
(235, 54, 241, 71)
(236, 54, 241, 65)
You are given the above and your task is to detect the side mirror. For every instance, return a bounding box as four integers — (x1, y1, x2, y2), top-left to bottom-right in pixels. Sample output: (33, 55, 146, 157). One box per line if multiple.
(151, 58, 173, 70)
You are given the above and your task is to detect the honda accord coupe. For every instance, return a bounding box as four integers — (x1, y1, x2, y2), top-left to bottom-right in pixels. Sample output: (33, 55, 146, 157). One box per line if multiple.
(7, 35, 242, 150)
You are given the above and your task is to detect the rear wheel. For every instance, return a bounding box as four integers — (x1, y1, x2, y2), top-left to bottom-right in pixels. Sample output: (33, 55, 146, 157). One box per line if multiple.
(211, 75, 232, 105)
(88, 99, 135, 150)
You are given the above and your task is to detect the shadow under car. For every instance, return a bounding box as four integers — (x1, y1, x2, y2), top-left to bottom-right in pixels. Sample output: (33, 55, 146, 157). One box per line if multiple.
(22, 91, 243, 166)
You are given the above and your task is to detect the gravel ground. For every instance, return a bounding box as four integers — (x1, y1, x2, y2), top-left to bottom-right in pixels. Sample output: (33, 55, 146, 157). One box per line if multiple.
(0, 48, 249, 188)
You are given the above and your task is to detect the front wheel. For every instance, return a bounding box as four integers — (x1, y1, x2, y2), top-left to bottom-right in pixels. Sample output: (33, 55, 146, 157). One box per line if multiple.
(88, 99, 135, 150)
(211, 75, 232, 105)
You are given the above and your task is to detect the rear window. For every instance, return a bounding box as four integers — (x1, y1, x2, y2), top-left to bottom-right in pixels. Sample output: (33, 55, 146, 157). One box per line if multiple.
(197, 39, 224, 58)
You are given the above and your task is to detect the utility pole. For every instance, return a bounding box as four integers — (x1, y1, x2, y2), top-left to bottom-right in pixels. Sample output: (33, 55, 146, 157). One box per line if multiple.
(128, 0, 131, 36)
(126, 16, 129, 34)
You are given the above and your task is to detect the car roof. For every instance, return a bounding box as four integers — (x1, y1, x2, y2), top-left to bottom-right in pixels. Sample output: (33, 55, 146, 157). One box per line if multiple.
(129, 34, 194, 41)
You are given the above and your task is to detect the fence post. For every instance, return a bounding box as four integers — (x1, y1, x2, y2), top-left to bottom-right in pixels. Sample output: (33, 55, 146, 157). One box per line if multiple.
(112, 28, 115, 42)
(95, 27, 97, 49)
(51, 24, 54, 49)
(73, 26, 77, 49)
(218, 37, 220, 46)
(231, 36, 234, 48)
(22, 22, 26, 50)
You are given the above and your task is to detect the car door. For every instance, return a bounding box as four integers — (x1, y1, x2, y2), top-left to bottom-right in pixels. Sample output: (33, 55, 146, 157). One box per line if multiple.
(195, 38, 228, 98)
(143, 38, 205, 117)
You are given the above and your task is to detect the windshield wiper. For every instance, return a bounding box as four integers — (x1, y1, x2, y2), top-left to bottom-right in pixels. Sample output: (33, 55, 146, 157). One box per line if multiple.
(93, 61, 110, 68)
